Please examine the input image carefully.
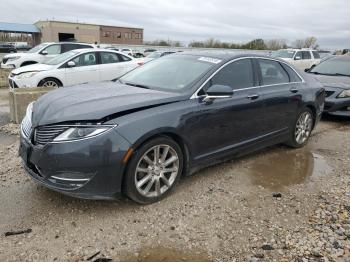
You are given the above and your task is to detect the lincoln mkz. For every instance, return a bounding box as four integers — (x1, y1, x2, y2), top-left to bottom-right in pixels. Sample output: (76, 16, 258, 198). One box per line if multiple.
(19, 52, 325, 204)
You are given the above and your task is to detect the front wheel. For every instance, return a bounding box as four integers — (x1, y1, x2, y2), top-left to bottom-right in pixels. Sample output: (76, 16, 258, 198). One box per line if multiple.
(38, 78, 61, 88)
(124, 137, 183, 204)
(287, 108, 314, 148)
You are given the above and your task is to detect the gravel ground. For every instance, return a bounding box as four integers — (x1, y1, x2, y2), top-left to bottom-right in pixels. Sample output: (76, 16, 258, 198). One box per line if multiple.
(0, 92, 349, 261)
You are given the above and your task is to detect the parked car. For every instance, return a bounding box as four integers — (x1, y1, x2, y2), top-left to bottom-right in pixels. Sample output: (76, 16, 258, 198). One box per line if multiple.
(1, 42, 94, 69)
(19, 52, 325, 204)
(273, 49, 321, 71)
(121, 48, 133, 56)
(8, 49, 141, 88)
(307, 55, 350, 117)
(0, 43, 16, 53)
(144, 48, 157, 57)
(143, 51, 176, 63)
(133, 52, 145, 58)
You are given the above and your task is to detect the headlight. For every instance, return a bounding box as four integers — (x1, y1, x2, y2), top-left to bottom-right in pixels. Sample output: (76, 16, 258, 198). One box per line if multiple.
(7, 56, 21, 61)
(53, 126, 114, 142)
(338, 90, 350, 98)
(16, 72, 39, 79)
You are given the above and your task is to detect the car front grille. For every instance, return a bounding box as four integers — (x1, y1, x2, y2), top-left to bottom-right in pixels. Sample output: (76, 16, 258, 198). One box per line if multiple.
(21, 115, 32, 138)
(325, 91, 335, 97)
(2, 58, 9, 64)
(34, 126, 69, 145)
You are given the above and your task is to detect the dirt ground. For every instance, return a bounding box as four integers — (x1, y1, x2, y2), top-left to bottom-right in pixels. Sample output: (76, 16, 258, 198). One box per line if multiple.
(0, 88, 349, 262)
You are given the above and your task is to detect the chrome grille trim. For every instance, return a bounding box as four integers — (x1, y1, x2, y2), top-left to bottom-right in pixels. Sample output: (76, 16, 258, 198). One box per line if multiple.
(34, 126, 69, 145)
(21, 115, 32, 139)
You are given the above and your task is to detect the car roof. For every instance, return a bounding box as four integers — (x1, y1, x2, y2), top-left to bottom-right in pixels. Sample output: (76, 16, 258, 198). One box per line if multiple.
(174, 50, 274, 62)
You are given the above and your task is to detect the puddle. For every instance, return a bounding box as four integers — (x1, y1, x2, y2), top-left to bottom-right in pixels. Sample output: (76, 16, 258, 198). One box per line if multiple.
(241, 148, 331, 190)
(119, 246, 211, 262)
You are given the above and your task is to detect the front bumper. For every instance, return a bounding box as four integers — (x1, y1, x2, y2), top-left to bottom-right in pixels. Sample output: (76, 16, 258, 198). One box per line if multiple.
(1, 62, 16, 69)
(19, 129, 131, 200)
(324, 87, 350, 117)
(8, 76, 38, 89)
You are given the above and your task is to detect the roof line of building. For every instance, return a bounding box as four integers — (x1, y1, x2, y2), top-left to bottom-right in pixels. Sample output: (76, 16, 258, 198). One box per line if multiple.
(35, 20, 143, 31)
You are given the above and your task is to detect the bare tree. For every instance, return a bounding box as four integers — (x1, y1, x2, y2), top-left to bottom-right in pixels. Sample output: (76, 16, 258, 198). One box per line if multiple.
(304, 37, 318, 48)
(265, 39, 287, 50)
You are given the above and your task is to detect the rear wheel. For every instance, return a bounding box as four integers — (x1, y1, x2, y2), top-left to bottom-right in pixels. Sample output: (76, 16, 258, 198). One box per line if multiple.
(287, 108, 314, 148)
(124, 137, 183, 204)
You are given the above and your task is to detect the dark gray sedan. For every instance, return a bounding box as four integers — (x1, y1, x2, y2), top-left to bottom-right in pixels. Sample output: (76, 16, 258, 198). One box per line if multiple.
(19, 52, 325, 204)
(308, 55, 350, 117)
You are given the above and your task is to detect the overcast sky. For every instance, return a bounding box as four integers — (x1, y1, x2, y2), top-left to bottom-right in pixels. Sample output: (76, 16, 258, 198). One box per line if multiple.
(1, 0, 349, 49)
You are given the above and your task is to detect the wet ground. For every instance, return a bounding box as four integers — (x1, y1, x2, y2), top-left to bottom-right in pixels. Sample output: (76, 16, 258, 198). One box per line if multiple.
(0, 87, 349, 261)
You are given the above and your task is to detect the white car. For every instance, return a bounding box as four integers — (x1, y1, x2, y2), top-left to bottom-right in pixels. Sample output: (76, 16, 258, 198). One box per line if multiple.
(1, 42, 95, 69)
(8, 49, 142, 88)
(273, 49, 321, 71)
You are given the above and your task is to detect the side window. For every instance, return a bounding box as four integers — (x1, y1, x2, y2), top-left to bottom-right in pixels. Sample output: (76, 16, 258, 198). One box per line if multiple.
(43, 44, 61, 55)
(295, 51, 302, 60)
(118, 54, 132, 62)
(210, 59, 254, 90)
(312, 51, 320, 59)
(301, 51, 311, 60)
(281, 63, 302, 83)
(78, 44, 93, 49)
(258, 59, 290, 85)
(100, 52, 120, 64)
(71, 53, 97, 67)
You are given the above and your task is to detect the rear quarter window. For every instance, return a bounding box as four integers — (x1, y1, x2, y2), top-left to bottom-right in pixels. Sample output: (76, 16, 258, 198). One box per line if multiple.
(312, 51, 320, 59)
(281, 63, 303, 83)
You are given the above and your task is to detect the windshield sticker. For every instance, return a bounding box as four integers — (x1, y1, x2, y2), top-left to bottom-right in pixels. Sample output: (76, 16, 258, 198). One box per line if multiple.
(198, 57, 222, 64)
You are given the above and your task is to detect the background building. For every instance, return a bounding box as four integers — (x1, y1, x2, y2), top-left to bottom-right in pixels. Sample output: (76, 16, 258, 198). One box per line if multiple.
(34, 20, 143, 45)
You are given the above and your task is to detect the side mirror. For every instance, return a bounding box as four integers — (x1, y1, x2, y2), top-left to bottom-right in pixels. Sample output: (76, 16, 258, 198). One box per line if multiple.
(67, 61, 76, 68)
(294, 56, 301, 60)
(41, 50, 48, 55)
(203, 85, 233, 102)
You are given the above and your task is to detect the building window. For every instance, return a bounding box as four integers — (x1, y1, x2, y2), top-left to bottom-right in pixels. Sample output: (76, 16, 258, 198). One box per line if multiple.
(124, 32, 132, 39)
(103, 31, 111, 37)
(134, 33, 142, 39)
(115, 32, 121, 39)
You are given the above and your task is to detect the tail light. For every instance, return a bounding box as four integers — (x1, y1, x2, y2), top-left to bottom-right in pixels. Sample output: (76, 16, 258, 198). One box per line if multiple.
(137, 62, 144, 66)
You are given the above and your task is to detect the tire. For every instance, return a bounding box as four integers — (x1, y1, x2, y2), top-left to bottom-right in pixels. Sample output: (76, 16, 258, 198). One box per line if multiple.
(38, 78, 61, 88)
(286, 108, 314, 148)
(124, 137, 184, 204)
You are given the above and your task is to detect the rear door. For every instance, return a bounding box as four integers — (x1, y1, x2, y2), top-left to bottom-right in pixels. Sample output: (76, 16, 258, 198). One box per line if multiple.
(256, 58, 302, 134)
(64, 52, 100, 86)
(188, 58, 266, 160)
(99, 51, 128, 80)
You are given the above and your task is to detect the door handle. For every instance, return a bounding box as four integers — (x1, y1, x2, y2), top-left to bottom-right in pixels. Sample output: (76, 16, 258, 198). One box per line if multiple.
(290, 87, 298, 93)
(247, 94, 259, 100)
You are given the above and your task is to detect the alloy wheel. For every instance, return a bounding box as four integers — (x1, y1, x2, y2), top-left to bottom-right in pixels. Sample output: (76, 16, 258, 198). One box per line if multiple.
(295, 111, 313, 144)
(42, 80, 59, 88)
(135, 144, 179, 198)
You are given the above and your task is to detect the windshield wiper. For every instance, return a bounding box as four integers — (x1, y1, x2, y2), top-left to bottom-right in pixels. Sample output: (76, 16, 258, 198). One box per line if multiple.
(332, 73, 350, 77)
(124, 82, 150, 89)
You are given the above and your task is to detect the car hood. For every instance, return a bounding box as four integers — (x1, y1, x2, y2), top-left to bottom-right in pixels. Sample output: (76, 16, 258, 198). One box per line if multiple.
(310, 74, 350, 90)
(32, 81, 185, 127)
(4, 52, 27, 58)
(11, 63, 54, 75)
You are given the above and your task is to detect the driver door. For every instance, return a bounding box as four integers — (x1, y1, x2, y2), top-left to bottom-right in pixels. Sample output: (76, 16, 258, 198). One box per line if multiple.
(64, 52, 100, 86)
(186, 58, 266, 161)
(40, 44, 61, 63)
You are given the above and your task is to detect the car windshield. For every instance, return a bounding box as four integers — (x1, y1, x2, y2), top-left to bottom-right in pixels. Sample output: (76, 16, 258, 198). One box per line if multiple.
(147, 52, 162, 58)
(119, 55, 216, 92)
(273, 50, 295, 59)
(310, 58, 350, 76)
(27, 43, 50, 53)
(44, 51, 79, 65)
